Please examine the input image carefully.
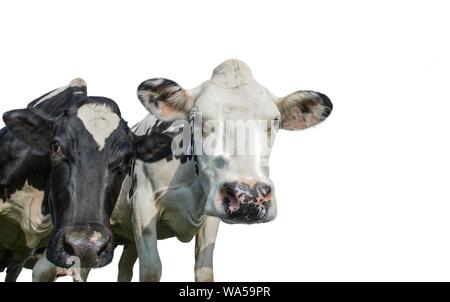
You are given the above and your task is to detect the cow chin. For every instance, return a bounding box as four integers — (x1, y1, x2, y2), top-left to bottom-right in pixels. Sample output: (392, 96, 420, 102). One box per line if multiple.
(46, 225, 114, 269)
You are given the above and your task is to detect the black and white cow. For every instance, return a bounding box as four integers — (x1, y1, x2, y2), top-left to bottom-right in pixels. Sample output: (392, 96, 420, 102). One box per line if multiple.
(110, 59, 333, 281)
(0, 79, 173, 281)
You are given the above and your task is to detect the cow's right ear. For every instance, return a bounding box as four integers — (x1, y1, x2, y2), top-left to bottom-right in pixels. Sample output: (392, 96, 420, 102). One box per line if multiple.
(137, 78, 195, 120)
(3, 108, 54, 154)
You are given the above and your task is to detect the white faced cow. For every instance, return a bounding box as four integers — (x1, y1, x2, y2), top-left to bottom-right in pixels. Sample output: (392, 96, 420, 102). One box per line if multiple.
(111, 59, 333, 281)
(0, 79, 173, 281)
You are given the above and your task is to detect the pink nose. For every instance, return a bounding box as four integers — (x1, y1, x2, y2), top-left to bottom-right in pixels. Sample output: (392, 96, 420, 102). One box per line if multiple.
(220, 181, 273, 221)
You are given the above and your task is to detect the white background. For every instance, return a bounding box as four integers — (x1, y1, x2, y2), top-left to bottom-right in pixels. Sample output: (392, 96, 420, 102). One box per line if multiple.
(1, 0, 449, 281)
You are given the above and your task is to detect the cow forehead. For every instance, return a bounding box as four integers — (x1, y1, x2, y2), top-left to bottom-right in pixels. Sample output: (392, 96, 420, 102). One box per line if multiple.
(193, 59, 279, 120)
(76, 103, 121, 151)
(195, 82, 279, 121)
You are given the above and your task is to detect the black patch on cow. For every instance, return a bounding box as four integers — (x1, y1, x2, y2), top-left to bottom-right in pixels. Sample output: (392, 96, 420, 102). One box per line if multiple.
(41, 183, 51, 216)
(128, 158, 137, 199)
(0, 127, 50, 206)
(146, 120, 176, 162)
(145, 117, 199, 174)
(188, 112, 199, 175)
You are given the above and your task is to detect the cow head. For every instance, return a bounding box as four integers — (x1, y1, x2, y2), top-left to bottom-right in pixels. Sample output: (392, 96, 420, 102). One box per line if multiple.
(3, 79, 173, 268)
(137, 59, 333, 224)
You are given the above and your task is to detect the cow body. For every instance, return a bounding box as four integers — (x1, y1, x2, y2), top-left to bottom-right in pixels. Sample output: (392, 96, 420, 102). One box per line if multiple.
(0, 202, 51, 281)
(112, 118, 205, 241)
(112, 59, 333, 281)
(110, 116, 207, 281)
(111, 127, 211, 281)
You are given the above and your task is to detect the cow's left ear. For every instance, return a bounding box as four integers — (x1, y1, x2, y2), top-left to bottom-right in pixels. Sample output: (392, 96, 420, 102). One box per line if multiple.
(276, 91, 333, 130)
(133, 132, 174, 163)
(3, 108, 54, 154)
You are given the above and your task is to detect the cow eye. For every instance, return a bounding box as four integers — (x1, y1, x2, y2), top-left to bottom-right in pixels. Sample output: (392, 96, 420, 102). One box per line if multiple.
(267, 118, 278, 134)
(124, 154, 133, 166)
(116, 165, 127, 174)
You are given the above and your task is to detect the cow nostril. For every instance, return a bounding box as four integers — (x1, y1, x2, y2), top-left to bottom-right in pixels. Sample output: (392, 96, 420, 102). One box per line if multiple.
(221, 182, 237, 197)
(262, 189, 271, 199)
(63, 235, 75, 256)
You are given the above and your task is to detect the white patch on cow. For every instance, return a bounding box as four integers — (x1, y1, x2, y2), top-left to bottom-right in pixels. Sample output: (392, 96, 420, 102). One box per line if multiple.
(90, 231, 102, 242)
(191, 60, 280, 217)
(195, 267, 214, 281)
(32, 250, 89, 282)
(77, 103, 120, 151)
(194, 216, 219, 281)
(0, 180, 52, 248)
(211, 59, 254, 87)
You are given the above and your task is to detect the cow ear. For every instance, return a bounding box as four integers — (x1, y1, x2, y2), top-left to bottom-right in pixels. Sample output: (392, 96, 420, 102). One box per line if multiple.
(3, 108, 54, 154)
(276, 90, 333, 130)
(137, 78, 194, 120)
(134, 132, 174, 162)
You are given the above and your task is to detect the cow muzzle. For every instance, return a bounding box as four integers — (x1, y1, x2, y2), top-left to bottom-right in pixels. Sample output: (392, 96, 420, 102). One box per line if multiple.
(47, 224, 114, 268)
(218, 181, 275, 223)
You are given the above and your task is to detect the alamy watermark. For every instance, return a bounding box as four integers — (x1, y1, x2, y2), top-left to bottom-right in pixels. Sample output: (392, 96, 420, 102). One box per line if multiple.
(168, 112, 280, 162)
